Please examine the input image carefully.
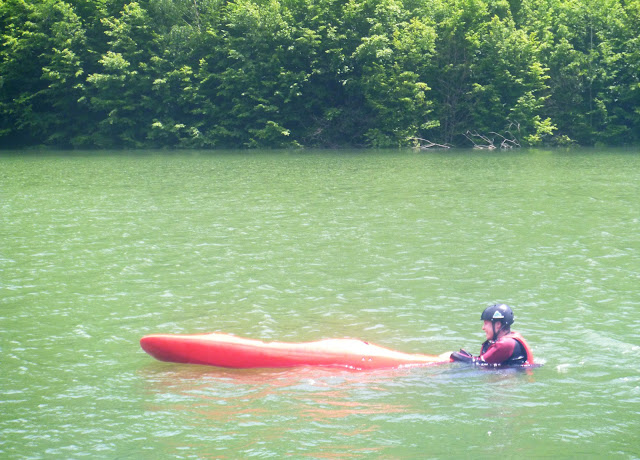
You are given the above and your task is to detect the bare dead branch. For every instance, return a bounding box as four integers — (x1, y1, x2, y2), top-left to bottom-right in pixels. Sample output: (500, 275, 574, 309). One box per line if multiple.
(489, 131, 520, 149)
(409, 137, 451, 149)
(465, 126, 521, 149)
(464, 130, 496, 149)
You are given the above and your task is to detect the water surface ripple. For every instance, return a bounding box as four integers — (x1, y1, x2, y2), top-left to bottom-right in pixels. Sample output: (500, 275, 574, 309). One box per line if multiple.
(1, 149, 639, 458)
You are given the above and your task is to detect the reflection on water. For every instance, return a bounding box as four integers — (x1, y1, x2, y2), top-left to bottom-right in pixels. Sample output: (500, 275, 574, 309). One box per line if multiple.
(136, 363, 544, 457)
(140, 366, 410, 457)
(1, 149, 639, 458)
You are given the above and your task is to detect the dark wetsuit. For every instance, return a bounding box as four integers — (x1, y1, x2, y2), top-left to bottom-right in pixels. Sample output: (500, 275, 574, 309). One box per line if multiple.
(479, 336, 527, 365)
(450, 331, 534, 366)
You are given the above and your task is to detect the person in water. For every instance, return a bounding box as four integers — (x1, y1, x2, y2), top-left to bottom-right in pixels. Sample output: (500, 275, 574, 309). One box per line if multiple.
(451, 303, 534, 366)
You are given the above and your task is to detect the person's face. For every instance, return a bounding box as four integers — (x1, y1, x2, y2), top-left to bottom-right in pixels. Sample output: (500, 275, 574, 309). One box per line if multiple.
(482, 320, 500, 340)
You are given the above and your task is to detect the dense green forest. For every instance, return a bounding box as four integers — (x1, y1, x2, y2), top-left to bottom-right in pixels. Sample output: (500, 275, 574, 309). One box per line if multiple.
(1, 0, 639, 148)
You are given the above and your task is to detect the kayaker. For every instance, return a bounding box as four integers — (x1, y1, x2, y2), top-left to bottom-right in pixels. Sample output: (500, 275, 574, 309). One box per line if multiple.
(451, 304, 534, 366)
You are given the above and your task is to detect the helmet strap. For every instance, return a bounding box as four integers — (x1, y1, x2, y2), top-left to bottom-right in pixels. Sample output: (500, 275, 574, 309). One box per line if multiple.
(491, 321, 502, 342)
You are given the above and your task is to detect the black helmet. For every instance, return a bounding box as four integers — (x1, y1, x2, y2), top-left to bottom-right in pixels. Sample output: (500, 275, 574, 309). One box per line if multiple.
(481, 304, 514, 326)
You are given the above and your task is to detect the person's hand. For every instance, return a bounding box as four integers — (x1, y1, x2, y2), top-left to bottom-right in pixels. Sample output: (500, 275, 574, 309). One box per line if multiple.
(450, 349, 474, 363)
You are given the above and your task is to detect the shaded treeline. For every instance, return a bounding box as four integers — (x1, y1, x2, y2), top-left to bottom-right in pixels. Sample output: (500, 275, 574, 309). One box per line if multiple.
(1, 0, 639, 149)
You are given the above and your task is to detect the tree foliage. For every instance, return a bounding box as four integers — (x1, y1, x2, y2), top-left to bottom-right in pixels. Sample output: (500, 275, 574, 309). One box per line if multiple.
(1, 0, 639, 148)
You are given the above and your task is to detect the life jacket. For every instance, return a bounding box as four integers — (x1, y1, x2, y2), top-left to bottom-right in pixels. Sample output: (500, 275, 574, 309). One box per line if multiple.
(505, 331, 535, 365)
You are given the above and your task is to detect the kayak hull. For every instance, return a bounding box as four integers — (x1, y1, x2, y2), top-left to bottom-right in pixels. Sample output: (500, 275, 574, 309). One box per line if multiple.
(140, 332, 451, 370)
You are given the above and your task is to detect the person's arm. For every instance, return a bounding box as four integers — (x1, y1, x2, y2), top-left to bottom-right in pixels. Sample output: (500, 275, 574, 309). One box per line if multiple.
(450, 349, 475, 363)
(478, 338, 517, 364)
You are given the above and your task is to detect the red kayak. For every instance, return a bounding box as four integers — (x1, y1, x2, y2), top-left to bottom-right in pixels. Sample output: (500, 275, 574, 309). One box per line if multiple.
(140, 332, 452, 370)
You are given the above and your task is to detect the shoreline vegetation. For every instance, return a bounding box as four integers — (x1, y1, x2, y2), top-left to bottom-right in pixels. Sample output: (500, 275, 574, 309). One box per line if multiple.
(2, 0, 640, 150)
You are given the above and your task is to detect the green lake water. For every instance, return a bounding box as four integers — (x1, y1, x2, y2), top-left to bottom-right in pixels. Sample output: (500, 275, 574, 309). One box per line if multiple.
(1, 148, 639, 458)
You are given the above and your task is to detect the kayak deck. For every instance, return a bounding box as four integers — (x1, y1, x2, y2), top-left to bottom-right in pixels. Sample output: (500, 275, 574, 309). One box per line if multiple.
(140, 332, 451, 370)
